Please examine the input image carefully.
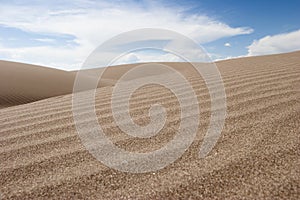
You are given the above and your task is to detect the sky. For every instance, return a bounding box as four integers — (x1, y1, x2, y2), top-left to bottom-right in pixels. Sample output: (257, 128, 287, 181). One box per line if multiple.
(0, 0, 299, 70)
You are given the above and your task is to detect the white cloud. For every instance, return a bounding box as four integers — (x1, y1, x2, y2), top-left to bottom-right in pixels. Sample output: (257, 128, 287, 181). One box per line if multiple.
(248, 29, 300, 56)
(0, 1, 253, 70)
(0, 44, 85, 70)
(115, 52, 183, 65)
(115, 53, 139, 65)
(224, 42, 231, 47)
(34, 38, 56, 43)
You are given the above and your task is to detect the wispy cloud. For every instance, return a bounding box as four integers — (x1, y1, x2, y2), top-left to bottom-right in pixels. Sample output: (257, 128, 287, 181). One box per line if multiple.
(224, 42, 231, 47)
(0, 0, 253, 70)
(247, 29, 300, 56)
(34, 38, 56, 43)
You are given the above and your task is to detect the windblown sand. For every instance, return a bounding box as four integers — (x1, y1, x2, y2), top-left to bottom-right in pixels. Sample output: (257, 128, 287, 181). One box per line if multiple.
(0, 51, 300, 199)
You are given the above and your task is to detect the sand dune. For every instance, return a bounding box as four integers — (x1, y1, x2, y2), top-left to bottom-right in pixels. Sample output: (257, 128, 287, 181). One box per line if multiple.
(0, 61, 76, 108)
(0, 51, 300, 199)
(0, 61, 117, 108)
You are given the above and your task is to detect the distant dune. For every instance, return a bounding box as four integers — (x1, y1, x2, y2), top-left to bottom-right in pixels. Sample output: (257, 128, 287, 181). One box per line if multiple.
(0, 61, 122, 108)
(0, 51, 300, 199)
(0, 61, 76, 107)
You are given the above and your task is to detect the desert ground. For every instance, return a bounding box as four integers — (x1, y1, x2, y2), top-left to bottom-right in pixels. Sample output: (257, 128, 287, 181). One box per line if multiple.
(0, 51, 299, 199)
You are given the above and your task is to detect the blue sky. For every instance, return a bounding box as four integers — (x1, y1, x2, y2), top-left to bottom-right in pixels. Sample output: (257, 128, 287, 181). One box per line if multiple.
(194, 0, 300, 59)
(0, 0, 299, 70)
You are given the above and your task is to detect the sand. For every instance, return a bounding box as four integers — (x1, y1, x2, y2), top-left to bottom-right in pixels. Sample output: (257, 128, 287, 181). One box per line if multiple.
(0, 51, 299, 199)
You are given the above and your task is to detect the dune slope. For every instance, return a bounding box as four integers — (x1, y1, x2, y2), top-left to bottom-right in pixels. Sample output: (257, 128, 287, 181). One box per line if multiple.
(0, 61, 116, 108)
(0, 61, 76, 107)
